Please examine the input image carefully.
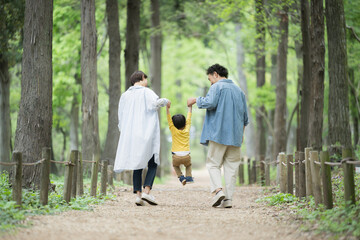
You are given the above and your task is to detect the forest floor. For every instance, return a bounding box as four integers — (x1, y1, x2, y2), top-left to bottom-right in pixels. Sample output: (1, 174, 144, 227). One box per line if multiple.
(2, 169, 320, 240)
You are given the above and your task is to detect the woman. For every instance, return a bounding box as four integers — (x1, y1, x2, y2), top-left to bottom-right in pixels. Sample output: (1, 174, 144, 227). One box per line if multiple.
(114, 70, 169, 206)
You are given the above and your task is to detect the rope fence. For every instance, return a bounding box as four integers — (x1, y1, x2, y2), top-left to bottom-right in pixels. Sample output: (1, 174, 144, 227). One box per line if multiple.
(238, 147, 360, 209)
(0, 148, 115, 207)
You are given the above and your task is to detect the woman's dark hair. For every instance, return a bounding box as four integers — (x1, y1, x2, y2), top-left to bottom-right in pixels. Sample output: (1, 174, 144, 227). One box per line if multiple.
(130, 71, 148, 86)
(172, 114, 186, 130)
(206, 64, 228, 78)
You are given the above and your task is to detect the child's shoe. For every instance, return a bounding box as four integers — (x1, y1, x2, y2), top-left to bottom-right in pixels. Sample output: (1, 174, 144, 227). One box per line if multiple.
(185, 176, 194, 183)
(179, 175, 186, 185)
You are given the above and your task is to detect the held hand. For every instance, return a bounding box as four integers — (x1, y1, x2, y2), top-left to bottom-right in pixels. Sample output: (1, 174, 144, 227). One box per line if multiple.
(166, 100, 171, 108)
(187, 98, 196, 107)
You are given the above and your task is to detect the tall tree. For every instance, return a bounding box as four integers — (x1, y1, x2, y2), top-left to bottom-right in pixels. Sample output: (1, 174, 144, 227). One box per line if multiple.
(13, 0, 53, 188)
(299, 0, 311, 151)
(273, 2, 289, 156)
(236, 23, 256, 159)
(125, 0, 140, 90)
(326, 0, 352, 149)
(255, 0, 267, 159)
(103, 0, 121, 166)
(307, 0, 325, 151)
(0, 0, 24, 173)
(81, 0, 100, 162)
(150, 0, 168, 177)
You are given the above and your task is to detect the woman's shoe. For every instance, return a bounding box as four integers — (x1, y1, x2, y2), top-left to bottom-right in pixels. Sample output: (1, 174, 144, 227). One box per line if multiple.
(141, 192, 158, 205)
(135, 196, 145, 206)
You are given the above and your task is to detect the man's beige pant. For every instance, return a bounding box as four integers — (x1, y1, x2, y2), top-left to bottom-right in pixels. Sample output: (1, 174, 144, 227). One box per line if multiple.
(206, 141, 241, 200)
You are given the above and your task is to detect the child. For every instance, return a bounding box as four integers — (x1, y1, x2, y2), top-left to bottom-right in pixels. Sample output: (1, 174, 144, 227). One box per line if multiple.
(166, 102, 194, 185)
(114, 70, 169, 206)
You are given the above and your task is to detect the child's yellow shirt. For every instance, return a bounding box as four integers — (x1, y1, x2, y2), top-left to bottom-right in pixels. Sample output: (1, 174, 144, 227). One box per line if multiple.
(167, 112, 192, 152)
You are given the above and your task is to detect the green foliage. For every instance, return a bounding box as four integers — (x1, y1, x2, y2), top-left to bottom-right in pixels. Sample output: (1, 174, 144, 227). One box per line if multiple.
(0, 173, 116, 232)
(256, 169, 360, 238)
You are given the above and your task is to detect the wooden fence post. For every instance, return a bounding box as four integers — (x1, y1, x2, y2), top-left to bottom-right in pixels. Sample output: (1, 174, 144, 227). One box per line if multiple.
(90, 153, 100, 197)
(310, 151, 322, 206)
(76, 152, 84, 196)
(320, 151, 333, 209)
(101, 160, 108, 195)
(305, 147, 313, 197)
(40, 148, 51, 205)
(247, 158, 251, 184)
(260, 155, 265, 186)
(238, 158, 244, 184)
(71, 150, 78, 198)
(252, 159, 257, 184)
(298, 152, 306, 198)
(279, 153, 287, 193)
(108, 165, 114, 187)
(294, 152, 299, 197)
(12, 152, 22, 206)
(342, 148, 355, 205)
(63, 152, 75, 203)
(287, 154, 293, 194)
(265, 158, 270, 186)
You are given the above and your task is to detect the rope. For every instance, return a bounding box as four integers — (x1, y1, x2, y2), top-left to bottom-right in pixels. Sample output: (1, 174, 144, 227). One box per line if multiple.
(346, 160, 360, 165)
(314, 161, 321, 165)
(82, 160, 96, 163)
(281, 162, 287, 166)
(324, 162, 342, 166)
(50, 160, 74, 166)
(22, 158, 46, 166)
(0, 162, 17, 166)
(289, 162, 295, 166)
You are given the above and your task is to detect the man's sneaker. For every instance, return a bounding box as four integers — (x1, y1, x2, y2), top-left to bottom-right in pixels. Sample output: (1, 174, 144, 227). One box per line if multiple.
(221, 199, 232, 208)
(141, 192, 158, 205)
(185, 176, 194, 184)
(135, 196, 145, 206)
(179, 175, 186, 185)
(212, 190, 225, 207)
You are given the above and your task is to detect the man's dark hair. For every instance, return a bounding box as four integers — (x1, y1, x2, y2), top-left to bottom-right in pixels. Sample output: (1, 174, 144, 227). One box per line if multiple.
(206, 64, 228, 78)
(172, 114, 186, 130)
(130, 71, 148, 86)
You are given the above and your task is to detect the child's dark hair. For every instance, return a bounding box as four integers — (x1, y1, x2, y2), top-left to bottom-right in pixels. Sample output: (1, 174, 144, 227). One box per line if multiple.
(130, 71, 147, 86)
(206, 64, 228, 78)
(172, 114, 186, 130)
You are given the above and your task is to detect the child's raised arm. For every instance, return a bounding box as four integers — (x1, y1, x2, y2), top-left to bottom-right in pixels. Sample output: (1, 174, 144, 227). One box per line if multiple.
(166, 100, 171, 115)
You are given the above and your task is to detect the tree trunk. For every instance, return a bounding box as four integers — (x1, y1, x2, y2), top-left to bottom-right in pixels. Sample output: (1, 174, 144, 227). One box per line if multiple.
(235, 24, 256, 159)
(150, 0, 168, 177)
(70, 92, 79, 151)
(0, 55, 11, 173)
(273, 3, 288, 156)
(14, 0, 53, 188)
(267, 53, 277, 160)
(299, 0, 311, 151)
(307, 0, 325, 151)
(81, 0, 100, 162)
(349, 68, 359, 146)
(326, 0, 352, 149)
(255, 0, 267, 159)
(125, 0, 140, 90)
(103, 0, 121, 166)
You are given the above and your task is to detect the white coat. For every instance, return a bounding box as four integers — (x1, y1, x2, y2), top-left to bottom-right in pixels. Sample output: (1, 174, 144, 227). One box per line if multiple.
(113, 86, 168, 173)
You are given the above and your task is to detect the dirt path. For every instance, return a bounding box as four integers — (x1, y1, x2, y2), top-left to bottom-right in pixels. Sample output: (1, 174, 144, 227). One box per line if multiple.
(2, 169, 316, 240)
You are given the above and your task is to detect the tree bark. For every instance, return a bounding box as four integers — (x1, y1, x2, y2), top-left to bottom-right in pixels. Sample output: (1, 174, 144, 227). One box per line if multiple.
(150, 0, 168, 177)
(14, 0, 53, 188)
(0, 55, 11, 173)
(103, 0, 121, 166)
(125, 0, 140, 90)
(326, 0, 352, 149)
(81, 0, 100, 162)
(70, 73, 80, 151)
(299, 0, 311, 151)
(255, 0, 267, 159)
(235, 23, 256, 159)
(274, 3, 288, 156)
(349, 68, 359, 146)
(307, 0, 325, 151)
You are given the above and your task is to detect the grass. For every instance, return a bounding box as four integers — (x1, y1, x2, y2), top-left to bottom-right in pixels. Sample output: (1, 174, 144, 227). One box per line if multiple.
(0, 172, 118, 233)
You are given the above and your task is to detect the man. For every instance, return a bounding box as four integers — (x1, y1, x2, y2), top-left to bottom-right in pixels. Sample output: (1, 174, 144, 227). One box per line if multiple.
(187, 64, 248, 208)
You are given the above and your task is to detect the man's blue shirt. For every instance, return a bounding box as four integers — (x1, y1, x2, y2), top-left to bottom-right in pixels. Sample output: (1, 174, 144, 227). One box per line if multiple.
(196, 79, 249, 147)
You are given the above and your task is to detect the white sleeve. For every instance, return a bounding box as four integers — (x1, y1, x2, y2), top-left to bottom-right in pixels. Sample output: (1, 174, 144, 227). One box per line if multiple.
(154, 98, 169, 108)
